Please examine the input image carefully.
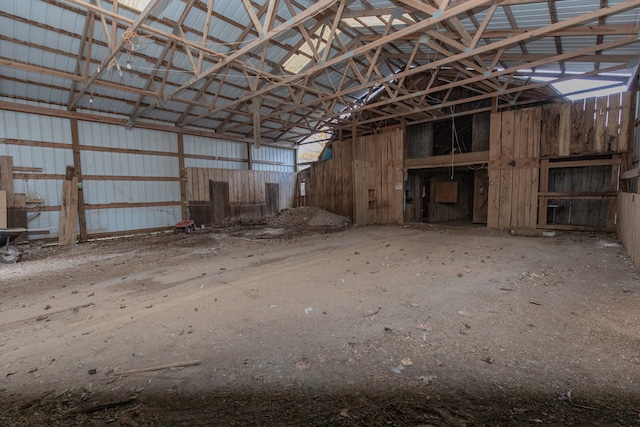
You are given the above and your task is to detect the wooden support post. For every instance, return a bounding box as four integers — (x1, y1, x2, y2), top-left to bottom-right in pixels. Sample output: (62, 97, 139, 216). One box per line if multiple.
(538, 159, 549, 227)
(247, 142, 253, 170)
(70, 119, 88, 242)
(59, 166, 78, 246)
(0, 156, 14, 208)
(177, 132, 187, 220)
(11, 194, 27, 242)
(351, 116, 358, 224)
(0, 190, 6, 228)
(608, 154, 621, 228)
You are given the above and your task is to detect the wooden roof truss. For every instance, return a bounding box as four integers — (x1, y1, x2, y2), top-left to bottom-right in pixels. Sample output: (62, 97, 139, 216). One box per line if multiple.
(0, 0, 638, 144)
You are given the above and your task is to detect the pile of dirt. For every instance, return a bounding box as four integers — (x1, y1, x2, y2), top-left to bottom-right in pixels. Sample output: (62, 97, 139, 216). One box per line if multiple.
(266, 206, 352, 228)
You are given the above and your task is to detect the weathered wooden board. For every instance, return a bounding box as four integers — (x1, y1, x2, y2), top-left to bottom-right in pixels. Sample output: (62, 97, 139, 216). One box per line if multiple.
(594, 96, 609, 153)
(0, 156, 14, 209)
(265, 183, 279, 216)
(607, 94, 622, 152)
(558, 103, 572, 157)
(305, 139, 354, 218)
(618, 192, 640, 269)
(353, 131, 402, 224)
(59, 167, 78, 246)
(186, 168, 296, 223)
(0, 190, 6, 228)
(487, 111, 502, 228)
(210, 181, 230, 225)
(434, 181, 458, 203)
(542, 93, 632, 158)
(473, 170, 488, 224)
(488, 107, 541, 230)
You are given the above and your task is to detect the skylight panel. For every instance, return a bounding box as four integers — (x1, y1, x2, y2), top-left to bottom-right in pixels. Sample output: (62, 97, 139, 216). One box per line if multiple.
(283, 26, 339, 74)
(119, 0, 152, 12)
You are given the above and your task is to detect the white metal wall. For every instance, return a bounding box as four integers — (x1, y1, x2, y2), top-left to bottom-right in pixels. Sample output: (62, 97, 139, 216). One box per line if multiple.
(251, 145, 296, 172)
(0, 110, 73, 238)
(77, 121, 182, 235)
(0, 108, 297, 239)
(183, 134, 248, 170)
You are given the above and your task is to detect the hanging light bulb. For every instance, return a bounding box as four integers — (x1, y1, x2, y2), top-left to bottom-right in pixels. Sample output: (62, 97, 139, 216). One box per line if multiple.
(126, 60, 132, 70)
(89, 95, 93, 104)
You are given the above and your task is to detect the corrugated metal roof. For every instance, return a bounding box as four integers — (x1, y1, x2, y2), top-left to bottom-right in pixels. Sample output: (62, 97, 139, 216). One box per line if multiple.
(1, 0, 638, 143)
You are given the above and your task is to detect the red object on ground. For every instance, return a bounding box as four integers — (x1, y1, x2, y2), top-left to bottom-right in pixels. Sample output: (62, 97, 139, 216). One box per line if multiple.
(174, 220, 195, 234)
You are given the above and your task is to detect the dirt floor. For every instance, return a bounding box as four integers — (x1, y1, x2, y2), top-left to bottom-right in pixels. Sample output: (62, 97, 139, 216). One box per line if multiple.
(1, 207, 639, 426)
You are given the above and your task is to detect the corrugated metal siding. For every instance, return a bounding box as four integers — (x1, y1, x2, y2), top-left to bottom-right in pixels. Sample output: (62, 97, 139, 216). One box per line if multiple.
(86, 206, 182, 235)
(183, 134, 248, 170)
(0, 110, 71, 142)
(186, 158, 248, 170)
(82, 180, 180, 205)
(0, 110, 73, 239)
(1, 107, 296, 236)
(78, 121, 177, 153)
(251, 146, 296, 172)
(76, 121, 181, 233)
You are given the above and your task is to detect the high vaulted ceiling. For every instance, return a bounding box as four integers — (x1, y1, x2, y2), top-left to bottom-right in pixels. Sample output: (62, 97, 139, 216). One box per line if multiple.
(1, 0, 639, 145)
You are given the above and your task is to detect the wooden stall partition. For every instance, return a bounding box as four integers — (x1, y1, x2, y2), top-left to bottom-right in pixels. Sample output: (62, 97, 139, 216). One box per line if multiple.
(210, 181, 230, 225)
(537, 156, 620, 231)
(186, 168, 296, 225)
(487, 112, 503, 229)
(305, 138, 354, 218)
(541, 92, 632, 157)
(352, 130, 404, 225)
(618, 192, 640, 269)
(487, 106, 541, 230)
(473, 169, 489, 224)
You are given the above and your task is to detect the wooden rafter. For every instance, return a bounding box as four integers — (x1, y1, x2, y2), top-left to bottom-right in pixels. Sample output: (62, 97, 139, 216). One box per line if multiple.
(2, 0, 640, 143)
(288, 35, 637, 131)
(67, 0, 164, 110)
(136, 0, 338, 125)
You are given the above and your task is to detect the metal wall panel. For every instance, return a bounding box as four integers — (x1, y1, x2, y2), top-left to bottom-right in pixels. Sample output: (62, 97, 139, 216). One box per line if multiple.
(82, 181, 181, 205)
(1, 109, 297, 237)
(251, 146, 296, 172)
(251, 163, 294, 172)
(81, 151, 179, 177)
(183, 134, 249, 171)
(0, 110, 71, 142)
(184, 158, 248, 170)
(85, 206, 182, 235)
(78, 122, 178, 152)
(76, 121, 181, 233)
(0, 110, 72, 239)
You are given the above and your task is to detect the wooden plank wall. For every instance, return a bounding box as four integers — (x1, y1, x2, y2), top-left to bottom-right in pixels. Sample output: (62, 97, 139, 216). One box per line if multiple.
(352, 130, 404, 225)
(541, 92, 632, 157)
(304, 130, 404, 225)
(487, 107, 541, 230)
(186, 167, 296, 221)
(618, 192, 640, 269)
(305, 139, 354, 218)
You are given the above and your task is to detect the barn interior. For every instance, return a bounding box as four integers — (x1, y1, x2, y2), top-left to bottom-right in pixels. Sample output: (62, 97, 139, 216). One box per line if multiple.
(1, 0, 640, 424)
